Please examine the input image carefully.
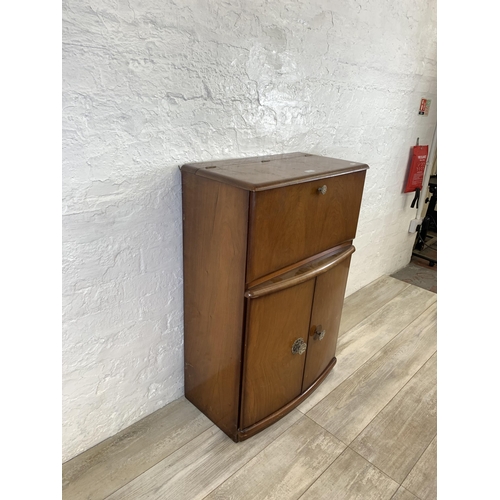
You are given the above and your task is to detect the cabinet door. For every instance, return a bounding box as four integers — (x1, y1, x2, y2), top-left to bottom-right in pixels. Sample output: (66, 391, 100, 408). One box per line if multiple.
(302, 255, 352, 391)
(241, 279, 315, 429)
(246, 171, 366, 282)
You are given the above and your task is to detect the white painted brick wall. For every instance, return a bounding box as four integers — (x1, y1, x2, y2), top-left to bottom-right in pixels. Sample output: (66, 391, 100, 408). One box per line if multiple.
(62, 0, 437, 461)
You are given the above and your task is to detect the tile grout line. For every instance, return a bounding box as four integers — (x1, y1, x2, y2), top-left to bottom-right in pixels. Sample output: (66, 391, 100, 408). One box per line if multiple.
(338, 281, 411, 341)
(304, 412, 350, 447)
(201, 412, 349, 500)
(345, 350, 437, 449)
(389, 485, 423, 500)
(347, 446, 403, 489)
(294, 421, 403, 500)
(398, 432, 437, 499)
(106, 413, 299, 500)
(304, 348, 437, 483)
(303, 298, 437, 417)
(295, 445, 352, 500)
(337, 353, 436, 492)
(100, 423, 217, 500)
(300, 415, 400, 496)
(196, 413, 310, 500)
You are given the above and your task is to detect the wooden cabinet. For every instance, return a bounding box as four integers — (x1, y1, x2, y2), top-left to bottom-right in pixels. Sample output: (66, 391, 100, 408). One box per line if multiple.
(181, 152, 368, 441)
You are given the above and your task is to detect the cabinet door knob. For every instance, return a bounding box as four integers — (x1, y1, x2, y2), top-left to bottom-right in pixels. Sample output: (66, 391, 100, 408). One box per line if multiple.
(291, 338, 307, 355)
(317, 185, 327, 195)
(314, 325, 326, 341)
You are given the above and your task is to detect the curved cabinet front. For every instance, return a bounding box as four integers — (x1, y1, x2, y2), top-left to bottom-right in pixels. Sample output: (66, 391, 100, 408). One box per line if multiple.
(302, 254, 351, 391)
(241, 279, 315, 429)
(240, 246, 353, 431)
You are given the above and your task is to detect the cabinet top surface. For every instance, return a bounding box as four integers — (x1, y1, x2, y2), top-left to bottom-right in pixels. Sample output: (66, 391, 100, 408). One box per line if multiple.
(181, 152, 369, 191)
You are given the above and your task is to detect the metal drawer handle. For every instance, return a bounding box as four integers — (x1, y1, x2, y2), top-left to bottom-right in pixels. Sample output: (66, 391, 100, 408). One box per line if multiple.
(317, 185, 327, 195)
(292, 338, 307, 355)
(314, 325, 326, 341)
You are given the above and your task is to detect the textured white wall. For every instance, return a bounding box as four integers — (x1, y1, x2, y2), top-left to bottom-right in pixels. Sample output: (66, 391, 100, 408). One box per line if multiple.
(62, 0, 437, 461)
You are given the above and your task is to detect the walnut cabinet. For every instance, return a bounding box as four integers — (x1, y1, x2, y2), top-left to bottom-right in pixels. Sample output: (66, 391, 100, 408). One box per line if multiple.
(181, 152, 368, 441)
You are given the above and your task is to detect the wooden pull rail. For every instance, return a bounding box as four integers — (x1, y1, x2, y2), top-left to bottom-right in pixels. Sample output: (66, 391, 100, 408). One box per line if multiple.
(245, 245, 355, 299)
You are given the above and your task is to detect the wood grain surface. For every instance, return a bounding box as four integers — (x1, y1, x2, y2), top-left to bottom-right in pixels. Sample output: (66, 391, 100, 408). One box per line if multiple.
(62, 398, 212, 500)
(351, 354, 437, 484)
(307, 302, 437, 444)
(182, 153, 367, 441)
(298, 285, 436, 414)
(238, 357, 336, 440)
(107, 411, 303, 500)
(241, 280, 315, 428)
(182, 152, 368, 192)
(302, 255, 351, 391)
(182, 172, 248, 439)
(205, 417, 346, 500)
(246, 170, 365, 282)
(339, 275, 410, 337)
(390, 487, 419, 500)
(300, 448, 399, 500)
(245, 244, 354, 299)
(402, 435, 437, 500)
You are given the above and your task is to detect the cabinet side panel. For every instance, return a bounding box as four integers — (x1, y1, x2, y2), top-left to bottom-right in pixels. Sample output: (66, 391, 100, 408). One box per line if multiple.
(182, 173, 249, 438)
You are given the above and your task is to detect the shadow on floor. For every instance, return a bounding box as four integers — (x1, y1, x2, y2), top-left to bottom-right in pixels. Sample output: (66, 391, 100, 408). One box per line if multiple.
(391, 244, 437, 294)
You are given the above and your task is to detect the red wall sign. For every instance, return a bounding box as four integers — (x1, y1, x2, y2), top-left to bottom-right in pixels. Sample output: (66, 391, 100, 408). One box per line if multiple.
(419, 98, 431, 116)
(419, 99, 427, 115)
(404, 145, 428, 193)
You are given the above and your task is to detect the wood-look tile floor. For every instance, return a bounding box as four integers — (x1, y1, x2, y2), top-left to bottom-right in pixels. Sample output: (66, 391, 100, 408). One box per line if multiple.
(62, 276, 437, 500)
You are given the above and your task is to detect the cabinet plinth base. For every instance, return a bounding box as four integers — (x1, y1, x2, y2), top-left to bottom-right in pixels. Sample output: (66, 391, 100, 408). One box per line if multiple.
(235, 356, 337, 442)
